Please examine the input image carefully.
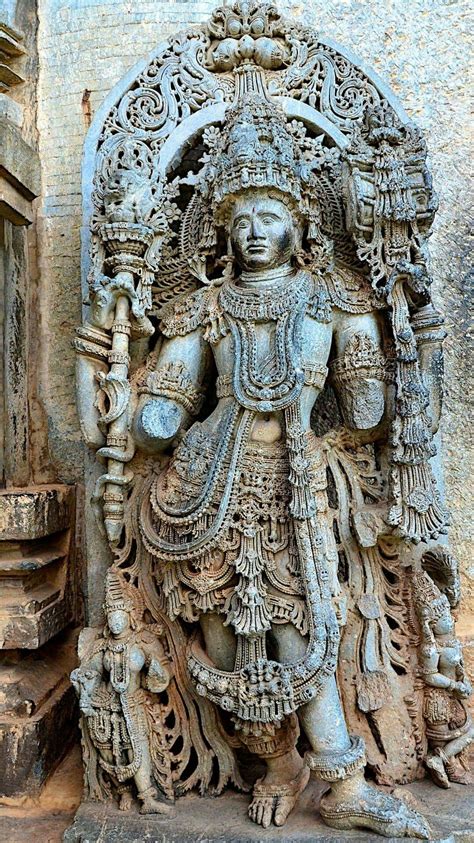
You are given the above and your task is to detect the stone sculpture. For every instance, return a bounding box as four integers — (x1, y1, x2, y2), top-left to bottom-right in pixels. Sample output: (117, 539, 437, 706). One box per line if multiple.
(71, 569, 175, 815)
(413, 566, 473, 788)
(73, 1, 471, 837)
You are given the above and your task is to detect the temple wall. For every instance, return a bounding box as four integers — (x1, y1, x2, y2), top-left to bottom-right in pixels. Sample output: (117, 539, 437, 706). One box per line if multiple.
(34, 0, 472, 616)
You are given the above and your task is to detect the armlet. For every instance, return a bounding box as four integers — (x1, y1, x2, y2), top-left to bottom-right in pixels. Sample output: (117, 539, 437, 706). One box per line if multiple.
(138, 361, 204, 416)
(329, 333, 392, 387)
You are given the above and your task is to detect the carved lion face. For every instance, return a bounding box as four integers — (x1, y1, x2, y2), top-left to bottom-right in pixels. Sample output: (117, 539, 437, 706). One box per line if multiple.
(229, 192, 298, 272)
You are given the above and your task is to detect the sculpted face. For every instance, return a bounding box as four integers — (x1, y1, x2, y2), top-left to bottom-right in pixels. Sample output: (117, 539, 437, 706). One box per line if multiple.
(229, 193, 298, 272)
(107, 609, 130, 636)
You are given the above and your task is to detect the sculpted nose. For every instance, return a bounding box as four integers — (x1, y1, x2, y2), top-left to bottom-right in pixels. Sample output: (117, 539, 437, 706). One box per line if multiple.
(249, 216, 265, 239)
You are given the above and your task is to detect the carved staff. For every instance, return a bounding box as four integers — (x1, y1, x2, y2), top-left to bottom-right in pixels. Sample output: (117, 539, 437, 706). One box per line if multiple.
(95, 221, 153, 544)
(343, 106, 448, 543)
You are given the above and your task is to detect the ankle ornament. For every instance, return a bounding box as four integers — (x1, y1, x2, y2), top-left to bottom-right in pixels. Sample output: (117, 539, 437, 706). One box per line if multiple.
(305, 735, 366, 782)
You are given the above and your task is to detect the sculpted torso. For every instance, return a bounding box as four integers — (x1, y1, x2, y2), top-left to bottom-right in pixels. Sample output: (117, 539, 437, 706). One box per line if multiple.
(134, 195, 384, 453)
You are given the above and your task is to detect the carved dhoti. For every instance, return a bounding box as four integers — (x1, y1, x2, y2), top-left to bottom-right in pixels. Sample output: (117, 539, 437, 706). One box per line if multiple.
(139, 400, 340, 725)
(149, 434, 336, 638)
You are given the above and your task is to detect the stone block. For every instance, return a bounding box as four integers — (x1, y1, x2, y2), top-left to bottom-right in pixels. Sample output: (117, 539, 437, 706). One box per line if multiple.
(0, 486, 76, 649)
(0, 92, 22, 127)
(0, 118, 40, 199)
(0, 22, 25, 59)
(0, 629, 79, 799)
(0, 174, 34, 224)
(0, 485, 74, 541)
(64, 777, 474, 843)
(0, 545, 71, 649)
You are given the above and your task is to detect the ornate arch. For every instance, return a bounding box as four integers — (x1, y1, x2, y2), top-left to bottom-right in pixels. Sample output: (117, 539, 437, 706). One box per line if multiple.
(81, 2, 411, 305)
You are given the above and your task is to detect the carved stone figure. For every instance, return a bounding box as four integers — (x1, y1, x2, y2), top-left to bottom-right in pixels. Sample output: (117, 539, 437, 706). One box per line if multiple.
(71, 569, 175, 815)
(413, 566, 473, 788)
(72, 1, 470, 839)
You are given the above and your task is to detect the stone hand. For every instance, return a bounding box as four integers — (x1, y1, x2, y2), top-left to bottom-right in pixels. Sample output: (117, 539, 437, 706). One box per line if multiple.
(89, 276, 153, 335)
(454, 681, 472, 699)
(384, 259, 431, 300)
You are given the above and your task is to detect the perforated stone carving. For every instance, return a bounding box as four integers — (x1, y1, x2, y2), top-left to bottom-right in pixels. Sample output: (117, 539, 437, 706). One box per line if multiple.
(73, 1, 470, 837)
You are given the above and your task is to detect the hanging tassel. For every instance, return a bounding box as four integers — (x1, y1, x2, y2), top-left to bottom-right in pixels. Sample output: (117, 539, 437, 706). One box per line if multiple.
(285, 401, 317, 519)
(387, 283, 449, 542)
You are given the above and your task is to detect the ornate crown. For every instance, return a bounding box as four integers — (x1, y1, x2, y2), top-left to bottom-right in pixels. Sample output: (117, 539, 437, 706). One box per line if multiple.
(104, 568, 144, 618)
(200, 94, 305, 216)
(412, 571, 450, 624)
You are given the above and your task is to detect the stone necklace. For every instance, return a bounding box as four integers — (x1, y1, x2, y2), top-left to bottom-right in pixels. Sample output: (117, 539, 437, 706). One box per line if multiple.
(219, 269, 311, 412)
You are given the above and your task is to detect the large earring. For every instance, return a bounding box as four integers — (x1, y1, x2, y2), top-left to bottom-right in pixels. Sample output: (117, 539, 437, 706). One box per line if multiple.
(216, 235, 235, 282)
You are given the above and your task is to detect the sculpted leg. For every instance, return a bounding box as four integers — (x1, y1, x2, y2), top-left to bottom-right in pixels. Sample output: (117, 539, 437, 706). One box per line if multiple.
(427, 728, 474, 787)
(201, 616, 309, 828)
(200, 612, 237, 671)
(133, 738, 175, 816)
(243, 715, 310, 829)
(272, 623, 431, 839)
(97, 749, 133, 811)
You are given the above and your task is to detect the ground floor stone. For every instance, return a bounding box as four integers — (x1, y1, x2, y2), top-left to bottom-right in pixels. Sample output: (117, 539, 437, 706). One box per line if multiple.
(64, 777, 473, 843)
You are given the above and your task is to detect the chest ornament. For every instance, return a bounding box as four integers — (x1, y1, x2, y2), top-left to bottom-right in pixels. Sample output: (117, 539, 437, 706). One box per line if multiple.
(219, 271, 323, 412)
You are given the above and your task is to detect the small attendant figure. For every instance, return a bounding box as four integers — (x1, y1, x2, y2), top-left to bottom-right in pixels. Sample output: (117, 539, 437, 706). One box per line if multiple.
(413, 570, 473, 788)
(71, 568, 175, 815)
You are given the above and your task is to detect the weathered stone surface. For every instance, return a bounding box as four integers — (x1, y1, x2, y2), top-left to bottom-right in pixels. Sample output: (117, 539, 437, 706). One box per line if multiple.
(69, 3, 471, 839)
(64, 777, 474, 843)
(0, 629, 79, 799)
(0, 743, 82, 842)
(0, 174, 34, 224)
(0, 117, 40, 198)
(0, 485, 75, 648)
(34, 0, 472, 630)
(0, 485, 74, 540)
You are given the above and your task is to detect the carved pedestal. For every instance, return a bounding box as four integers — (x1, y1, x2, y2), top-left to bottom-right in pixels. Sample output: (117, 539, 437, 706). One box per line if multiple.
(0, 487, 78, 798)
(0, 486, 75, 648)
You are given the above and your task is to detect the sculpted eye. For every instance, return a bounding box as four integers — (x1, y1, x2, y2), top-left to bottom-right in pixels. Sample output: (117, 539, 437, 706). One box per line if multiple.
(262, 215, 278, 224)
(234, 218, 250, 229)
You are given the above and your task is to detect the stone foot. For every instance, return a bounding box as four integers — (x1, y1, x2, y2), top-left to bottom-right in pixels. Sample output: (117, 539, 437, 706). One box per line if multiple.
(118, 790, 133, 811)
(447, 759, 472, 786)
(138, 786, 175, 816)
(426, 753, 450, 788)
(139, 796, 175, 816)
(320, 778, 431, 839)
(248, 765, 310, 828)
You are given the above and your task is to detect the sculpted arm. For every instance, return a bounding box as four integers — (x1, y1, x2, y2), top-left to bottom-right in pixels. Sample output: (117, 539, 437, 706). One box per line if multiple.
(140, 634, 172, 693)
(133, 328, 210, 452)
(330, 308, 387, 436)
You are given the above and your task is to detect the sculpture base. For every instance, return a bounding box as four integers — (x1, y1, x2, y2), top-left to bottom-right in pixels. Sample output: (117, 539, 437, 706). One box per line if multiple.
(64, 777, 473, 843)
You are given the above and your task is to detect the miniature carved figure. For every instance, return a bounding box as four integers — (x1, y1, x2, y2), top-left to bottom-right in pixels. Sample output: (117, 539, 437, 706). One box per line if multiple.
(71, 569, 174, 815)
(73, 1, 470, 838)
(413, 569, 473, 788)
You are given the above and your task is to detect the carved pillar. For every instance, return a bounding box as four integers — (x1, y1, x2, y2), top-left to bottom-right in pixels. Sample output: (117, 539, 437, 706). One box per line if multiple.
(0, 10, 79, 799)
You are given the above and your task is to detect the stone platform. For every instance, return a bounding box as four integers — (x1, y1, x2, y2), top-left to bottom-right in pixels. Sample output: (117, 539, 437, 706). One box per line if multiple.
(64, 778, 473, 843)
